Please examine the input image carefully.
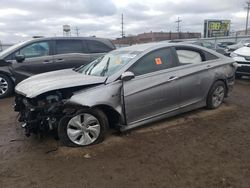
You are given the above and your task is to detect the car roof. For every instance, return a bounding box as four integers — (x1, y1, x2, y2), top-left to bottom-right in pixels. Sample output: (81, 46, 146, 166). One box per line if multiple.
(29, 36, 113, 43)
(114, 41, 212, 53)
(31, 36, 115, 49)
(116, 42, 163, 51)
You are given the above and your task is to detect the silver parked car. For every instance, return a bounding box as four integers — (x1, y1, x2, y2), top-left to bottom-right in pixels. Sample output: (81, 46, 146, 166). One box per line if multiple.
(14, 43, 237, 147)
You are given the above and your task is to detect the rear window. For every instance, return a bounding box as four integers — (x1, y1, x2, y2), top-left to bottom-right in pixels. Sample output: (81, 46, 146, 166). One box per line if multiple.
(176, 50, 202, 64)
(86, 40, 112, 53)
(55, 40, 85, 54)
(176, 48, 218, 64)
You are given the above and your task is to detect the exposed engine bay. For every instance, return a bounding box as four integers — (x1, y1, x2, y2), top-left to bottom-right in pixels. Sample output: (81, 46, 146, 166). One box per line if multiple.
(15, 87, 85, 137)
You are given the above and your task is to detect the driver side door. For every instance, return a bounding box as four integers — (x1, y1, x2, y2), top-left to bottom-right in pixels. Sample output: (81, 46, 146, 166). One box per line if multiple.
(123, 47, 181, 125)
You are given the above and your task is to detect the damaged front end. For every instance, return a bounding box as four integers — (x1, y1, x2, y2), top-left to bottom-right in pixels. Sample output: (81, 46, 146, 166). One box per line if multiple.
(14, 91, 69, 137)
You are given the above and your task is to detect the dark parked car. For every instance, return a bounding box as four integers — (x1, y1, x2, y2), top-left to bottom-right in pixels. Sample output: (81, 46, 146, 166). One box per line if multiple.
(15, 42, 237, 147)
(217, 42, 236, 48)
(215, 41, 236, 55)
(0, 37, 115, 98)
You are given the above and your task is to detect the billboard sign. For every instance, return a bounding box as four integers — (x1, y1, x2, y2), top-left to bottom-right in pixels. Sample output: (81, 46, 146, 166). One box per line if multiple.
(204, 20, 231, 38)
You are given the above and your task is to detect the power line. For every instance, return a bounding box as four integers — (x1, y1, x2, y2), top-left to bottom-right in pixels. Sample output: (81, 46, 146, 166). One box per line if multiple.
(75, 26, 80, 37)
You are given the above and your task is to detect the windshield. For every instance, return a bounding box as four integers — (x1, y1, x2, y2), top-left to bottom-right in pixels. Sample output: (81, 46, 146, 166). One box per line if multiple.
(0, 40, 30, 57)
(77, 50, 140, 77)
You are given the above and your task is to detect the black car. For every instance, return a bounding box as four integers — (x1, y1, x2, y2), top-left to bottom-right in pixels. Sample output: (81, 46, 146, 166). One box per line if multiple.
(0, 37, 115, 98)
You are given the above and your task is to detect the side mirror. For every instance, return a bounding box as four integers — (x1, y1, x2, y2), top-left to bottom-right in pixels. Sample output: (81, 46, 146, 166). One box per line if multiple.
(15, 54, 25, 63)
(121, 71, 135, 81)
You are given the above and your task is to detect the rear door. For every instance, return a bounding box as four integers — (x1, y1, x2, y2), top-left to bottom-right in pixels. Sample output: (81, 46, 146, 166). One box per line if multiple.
(53, 39, 91, 69)
(173, 46, 219, 107)
(10, 40, 53, 83)
(123, 47, 182, 124)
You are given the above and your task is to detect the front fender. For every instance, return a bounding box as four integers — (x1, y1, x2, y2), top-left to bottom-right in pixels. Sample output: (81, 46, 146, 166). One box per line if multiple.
(0, 65, 15, 82)
(66, 80, 123, 116)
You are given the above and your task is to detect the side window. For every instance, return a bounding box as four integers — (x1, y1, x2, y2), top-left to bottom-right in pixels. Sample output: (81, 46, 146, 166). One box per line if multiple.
(176, 50, 202, 64)
(19, 42, 49, 58)
(56, 40, 84, 54)
(129, 48, 175, 76)
(176, 49, 218, 64)
(86, 40, 111, 53)
(202, 42, 214, 49)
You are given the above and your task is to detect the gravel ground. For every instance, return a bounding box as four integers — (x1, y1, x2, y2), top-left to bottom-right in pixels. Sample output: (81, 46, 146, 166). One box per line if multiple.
(0, 79, 250, 188)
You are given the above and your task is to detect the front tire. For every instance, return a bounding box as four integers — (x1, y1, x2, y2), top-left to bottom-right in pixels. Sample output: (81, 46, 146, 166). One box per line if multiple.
(207, 81, 226, 109)
(0, 74, 14, 99)
(58, 108, 108, 147)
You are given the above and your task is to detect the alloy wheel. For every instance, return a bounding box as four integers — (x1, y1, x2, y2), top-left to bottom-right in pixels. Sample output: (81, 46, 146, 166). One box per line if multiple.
(212, 86, 225, 108)
(67, 113, 101, 146)
(0, 77, 8, 96)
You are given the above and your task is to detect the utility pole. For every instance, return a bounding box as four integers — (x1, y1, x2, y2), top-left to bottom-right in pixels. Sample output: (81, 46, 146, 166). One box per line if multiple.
(175, 17, 182, 33)
(121, 14, 125, 38)
(175, 17, 182, 39)
(245, 2, 250, 35)
(75, 26, 80, 37)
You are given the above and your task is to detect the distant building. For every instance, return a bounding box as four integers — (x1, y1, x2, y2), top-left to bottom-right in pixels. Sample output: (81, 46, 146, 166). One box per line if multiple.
(113, 31, 201, 46)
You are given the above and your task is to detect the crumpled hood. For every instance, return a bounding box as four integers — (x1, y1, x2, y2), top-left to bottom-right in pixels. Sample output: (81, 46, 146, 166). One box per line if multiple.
(15, 69, 107, 98)
(234, 47, 250, 57)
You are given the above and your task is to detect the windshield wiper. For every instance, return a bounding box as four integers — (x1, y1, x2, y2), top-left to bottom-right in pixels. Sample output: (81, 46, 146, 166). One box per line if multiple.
(100, 57, 110, 76)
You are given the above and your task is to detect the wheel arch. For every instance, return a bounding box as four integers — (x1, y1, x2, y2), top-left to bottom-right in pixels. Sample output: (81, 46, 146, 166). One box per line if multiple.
(207, 74, 229, 99)
(212, 78, 228, 96)
(63, 103, 122, 129)
(0, 70, 14, 83)
(92, 104, 122, 129)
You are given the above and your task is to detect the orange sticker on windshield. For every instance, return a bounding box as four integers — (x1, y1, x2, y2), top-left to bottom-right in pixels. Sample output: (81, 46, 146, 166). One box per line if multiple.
(155, 58, 162, 65)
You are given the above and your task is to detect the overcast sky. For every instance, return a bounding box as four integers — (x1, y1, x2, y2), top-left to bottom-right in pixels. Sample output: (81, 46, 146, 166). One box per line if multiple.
(0, 0, 248, 43)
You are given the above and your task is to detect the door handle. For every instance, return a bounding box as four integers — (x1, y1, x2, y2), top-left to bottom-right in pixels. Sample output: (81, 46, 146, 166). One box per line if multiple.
(43, 60, 53, 64)
(168, 76, 178, 82)
(55, 59, 64, 63)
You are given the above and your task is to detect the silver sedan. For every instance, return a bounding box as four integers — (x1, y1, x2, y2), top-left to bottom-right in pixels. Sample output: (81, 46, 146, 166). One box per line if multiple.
(15, 42, 237, 147)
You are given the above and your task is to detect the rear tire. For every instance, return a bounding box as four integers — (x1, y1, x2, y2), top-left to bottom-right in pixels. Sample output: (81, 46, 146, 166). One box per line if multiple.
(0, 74, 14, 99)
(58, 108, 108, 147)
(207, 81, 226, 109)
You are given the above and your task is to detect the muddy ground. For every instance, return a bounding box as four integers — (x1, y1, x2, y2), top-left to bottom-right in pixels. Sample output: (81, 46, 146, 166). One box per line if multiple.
(0, 79, 250, 188)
